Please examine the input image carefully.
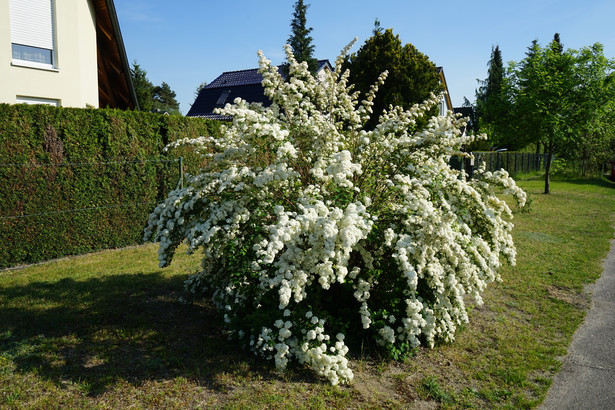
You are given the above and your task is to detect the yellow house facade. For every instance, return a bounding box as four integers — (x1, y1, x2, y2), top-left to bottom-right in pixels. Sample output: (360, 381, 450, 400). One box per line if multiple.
(0, 0, 137, 109)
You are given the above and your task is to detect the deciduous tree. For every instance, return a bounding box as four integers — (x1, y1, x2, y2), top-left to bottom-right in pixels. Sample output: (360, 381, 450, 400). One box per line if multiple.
(564, 44, 615, 176)
(513, 34, 575, 193)
(508, 34, 614, 192)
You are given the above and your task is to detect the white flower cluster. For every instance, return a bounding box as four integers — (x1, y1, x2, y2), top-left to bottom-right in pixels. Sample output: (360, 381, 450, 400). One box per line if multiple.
(144, 41, 526, 385)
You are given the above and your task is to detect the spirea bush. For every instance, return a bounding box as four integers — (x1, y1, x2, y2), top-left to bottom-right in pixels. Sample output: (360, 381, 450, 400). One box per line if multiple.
(144, 41, 526, 385)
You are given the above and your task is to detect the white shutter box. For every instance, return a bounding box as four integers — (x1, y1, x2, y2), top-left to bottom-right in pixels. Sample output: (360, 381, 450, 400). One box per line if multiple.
(9, 0, 55, 50)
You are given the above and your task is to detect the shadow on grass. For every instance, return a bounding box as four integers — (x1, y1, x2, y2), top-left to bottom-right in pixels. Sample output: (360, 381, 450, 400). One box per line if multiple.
(0, 271, 312, 396)
(557, 176, 615, 189)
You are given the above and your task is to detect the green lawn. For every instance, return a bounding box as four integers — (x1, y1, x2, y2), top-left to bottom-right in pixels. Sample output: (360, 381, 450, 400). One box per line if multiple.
(1, 176, 614, 408)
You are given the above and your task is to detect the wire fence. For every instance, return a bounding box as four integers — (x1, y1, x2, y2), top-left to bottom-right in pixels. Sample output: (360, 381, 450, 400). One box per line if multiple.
(0, 158, 183, 220)
(0, 158, 183, 268)
(450, 152, 548, 176)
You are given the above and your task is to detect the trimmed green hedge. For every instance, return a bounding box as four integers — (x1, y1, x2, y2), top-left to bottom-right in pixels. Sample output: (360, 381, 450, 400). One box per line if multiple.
(0, 104, 220, 268)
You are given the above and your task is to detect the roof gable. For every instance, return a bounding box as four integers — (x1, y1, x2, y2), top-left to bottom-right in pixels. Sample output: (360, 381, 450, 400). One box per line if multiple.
(92, 0, 138, 110)
(207, 68, 269, 88)
(436, 66, 453, 112)
(187, 60, 331, 118)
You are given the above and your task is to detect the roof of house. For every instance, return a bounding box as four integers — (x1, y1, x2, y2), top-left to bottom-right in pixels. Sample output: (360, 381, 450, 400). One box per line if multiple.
(187, 60, 331, 119)
(436, 67, 453, 112)
(92, 0, 138, 110)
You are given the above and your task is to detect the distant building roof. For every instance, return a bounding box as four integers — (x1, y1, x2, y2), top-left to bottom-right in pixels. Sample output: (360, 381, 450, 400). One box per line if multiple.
(187, 60, 332, 119)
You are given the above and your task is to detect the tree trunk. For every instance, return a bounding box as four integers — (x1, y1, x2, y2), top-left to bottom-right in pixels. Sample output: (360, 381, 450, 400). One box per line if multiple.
(544, 141, 554, 194)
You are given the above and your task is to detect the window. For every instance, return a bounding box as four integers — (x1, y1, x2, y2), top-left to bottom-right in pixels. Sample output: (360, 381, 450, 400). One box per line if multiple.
(12, 44, 53, 65)
(16, 96, 60, 106)
(9, 0, 56, 69)
(216, 90, 231, 106)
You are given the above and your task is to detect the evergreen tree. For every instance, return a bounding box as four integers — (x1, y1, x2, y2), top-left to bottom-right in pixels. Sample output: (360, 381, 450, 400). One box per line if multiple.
(373, 18, 383, 35)
(460, 97, 479, 136)
(287, 0, 318, 73)
(152, 82, 180, 114)
(130, 61, 180, 115)
(475, 45, 514, 148)
(130, 61, 154, 112)
(194, 81, 207, 101)
(343, 27, 443, 129)
(476, 45, 504, 123)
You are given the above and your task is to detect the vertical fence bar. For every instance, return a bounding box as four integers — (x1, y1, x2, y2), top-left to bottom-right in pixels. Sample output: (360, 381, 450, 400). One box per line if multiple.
(178, 157, 184, 189)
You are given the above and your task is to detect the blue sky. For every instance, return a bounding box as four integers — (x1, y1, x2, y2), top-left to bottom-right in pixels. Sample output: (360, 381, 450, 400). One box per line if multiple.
(114, 0, 615, 114)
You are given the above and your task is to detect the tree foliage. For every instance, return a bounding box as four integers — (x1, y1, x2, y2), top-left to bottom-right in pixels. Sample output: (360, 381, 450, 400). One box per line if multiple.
(130, 61, 181, 115)
(343, 27, 443, 129)
(130, 61, 154, 112)
(476, 45, 504, 123)
(475, 46, 515, 149)
(152, 82, 180, 114)
(507, 34, 615, 192)
(475, 34, 615, 190)
(286, 0, 318, 73)
(564, 43, 615, 176)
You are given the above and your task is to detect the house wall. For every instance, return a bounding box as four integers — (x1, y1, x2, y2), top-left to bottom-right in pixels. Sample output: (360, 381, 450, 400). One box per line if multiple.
(0, 0, 99, 108)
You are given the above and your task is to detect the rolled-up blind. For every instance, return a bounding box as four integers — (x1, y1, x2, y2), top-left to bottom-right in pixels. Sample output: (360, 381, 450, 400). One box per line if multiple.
(9, 0, 55, 50)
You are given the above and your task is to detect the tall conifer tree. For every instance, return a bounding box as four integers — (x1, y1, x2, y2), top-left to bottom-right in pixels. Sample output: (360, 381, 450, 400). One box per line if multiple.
(475, 45, 512, 148)
(130, 61, 154, 112)
(287, 0, 318, 73)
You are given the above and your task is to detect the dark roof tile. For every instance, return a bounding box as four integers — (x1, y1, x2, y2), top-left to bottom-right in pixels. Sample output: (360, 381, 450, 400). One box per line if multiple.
(187, 60, 331, 118)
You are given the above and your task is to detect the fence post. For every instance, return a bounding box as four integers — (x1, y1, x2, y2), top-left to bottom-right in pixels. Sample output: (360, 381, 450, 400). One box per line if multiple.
(178, 157, 184, 189)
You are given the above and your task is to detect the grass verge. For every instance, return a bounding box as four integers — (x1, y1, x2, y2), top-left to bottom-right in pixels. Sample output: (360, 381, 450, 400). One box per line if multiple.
(1, 176, 614, 408)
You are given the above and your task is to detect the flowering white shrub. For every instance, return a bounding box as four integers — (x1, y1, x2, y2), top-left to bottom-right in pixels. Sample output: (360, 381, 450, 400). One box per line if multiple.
(144, 41, 526, 385)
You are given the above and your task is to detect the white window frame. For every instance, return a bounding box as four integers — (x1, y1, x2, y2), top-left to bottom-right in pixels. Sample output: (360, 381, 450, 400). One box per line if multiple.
(16, 96, 60, 106)
(9, 0, 57, 71)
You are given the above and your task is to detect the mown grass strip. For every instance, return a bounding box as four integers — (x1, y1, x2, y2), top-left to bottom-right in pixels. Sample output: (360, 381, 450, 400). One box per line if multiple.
(1, 176, 614, 408)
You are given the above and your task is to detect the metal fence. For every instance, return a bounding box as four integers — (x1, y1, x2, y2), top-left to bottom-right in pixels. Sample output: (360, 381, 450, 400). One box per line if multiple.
(450, 152, 548, 176)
